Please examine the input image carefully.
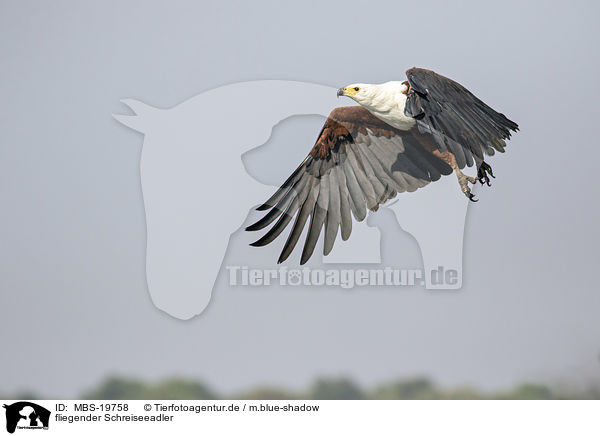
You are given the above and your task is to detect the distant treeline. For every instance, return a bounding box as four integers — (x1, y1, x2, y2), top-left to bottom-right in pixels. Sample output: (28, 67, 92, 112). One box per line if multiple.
(3, 376, 600, 400)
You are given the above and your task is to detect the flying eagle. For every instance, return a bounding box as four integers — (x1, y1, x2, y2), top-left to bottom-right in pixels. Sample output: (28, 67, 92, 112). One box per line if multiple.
(246, 68, 519, 264)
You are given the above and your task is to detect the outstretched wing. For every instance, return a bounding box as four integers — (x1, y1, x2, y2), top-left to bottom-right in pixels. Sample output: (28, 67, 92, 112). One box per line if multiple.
(246, 106, 453, 264)
(404, 68, 519, 169)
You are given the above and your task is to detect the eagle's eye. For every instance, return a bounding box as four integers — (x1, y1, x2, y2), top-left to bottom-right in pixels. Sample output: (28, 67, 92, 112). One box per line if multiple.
(354, 87, 360, 92)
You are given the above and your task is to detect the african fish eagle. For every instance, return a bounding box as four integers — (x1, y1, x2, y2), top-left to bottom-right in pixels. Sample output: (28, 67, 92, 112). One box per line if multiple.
(246, 68, 519, 264)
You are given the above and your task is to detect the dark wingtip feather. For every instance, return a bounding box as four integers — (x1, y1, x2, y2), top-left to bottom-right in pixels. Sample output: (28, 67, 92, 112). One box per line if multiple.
(246, 206, 283, 231)
(245, 218, 265, 231)
(256, 204, 271, 211)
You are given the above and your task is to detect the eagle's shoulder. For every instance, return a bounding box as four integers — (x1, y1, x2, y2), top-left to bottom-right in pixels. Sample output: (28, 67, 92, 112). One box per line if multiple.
(310, 106, 403, 159)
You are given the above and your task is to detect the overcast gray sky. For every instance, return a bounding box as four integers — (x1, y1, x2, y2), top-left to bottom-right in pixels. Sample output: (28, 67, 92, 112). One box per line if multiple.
(1, 0, 599, 398)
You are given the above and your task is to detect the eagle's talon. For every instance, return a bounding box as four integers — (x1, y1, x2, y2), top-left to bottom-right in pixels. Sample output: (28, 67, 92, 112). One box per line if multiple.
(461, 186, 477, 202)
(477, 162, 494, 187)
(456, 169, 479, 201)
(464, 189, 478, 202)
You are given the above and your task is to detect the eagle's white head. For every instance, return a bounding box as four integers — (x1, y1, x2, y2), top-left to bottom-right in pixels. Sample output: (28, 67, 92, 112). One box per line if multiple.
(337, 82, 409, 104)
(337, 81, 415, 131)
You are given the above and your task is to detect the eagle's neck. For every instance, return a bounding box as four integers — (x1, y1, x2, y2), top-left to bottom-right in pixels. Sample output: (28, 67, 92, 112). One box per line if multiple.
(358, 82, 416, 131)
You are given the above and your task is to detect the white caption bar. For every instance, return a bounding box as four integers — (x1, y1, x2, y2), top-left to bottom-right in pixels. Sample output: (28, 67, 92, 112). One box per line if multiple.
(2, 400, 598, 435)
